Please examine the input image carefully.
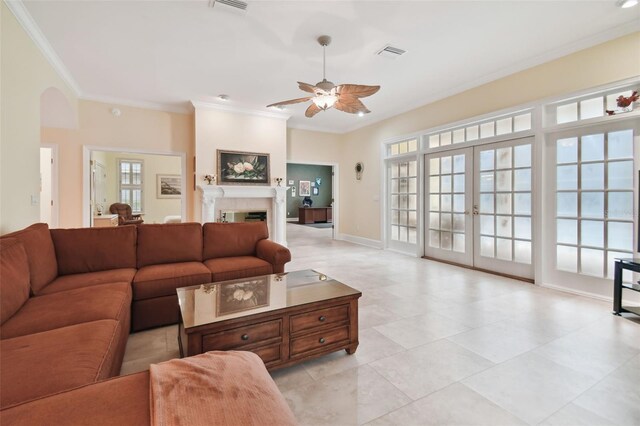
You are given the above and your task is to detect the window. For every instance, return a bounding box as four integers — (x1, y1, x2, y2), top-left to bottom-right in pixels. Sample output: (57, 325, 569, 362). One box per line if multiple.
(118, 159, 143, 213)
(387, 139, 418, 156)
(555, 128, 635, 278)
(389, 159, 418, 244)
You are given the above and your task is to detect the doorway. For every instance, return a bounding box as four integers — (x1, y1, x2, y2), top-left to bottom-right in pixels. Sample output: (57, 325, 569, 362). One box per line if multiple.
(39, 145, 58, 227)
(424, 137, 534, 279)
(85, 148, 186, 227)
(286, 162, 338, 240)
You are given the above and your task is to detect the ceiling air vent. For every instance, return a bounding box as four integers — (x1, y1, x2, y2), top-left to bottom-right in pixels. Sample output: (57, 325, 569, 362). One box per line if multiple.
(376, 45, 407, 59)
(208, 0, 248, 11)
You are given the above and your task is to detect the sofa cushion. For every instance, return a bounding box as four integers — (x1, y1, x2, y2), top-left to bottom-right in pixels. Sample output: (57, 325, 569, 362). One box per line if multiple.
(51, 226, 137, 275)
(137, 223, 203, 268)
(1, 223, 58, 294)
(203, 222, 269, 260)
(131, 296, 180, 332)
(204, 256, 273, 282)
(0, 239, 31, 324)
(133, 262, 211, 300)
(1, 320, 122, 408)
(1, 282, 131, 339)
(38, 268, 137, 296)
(0, 372, 150, 425)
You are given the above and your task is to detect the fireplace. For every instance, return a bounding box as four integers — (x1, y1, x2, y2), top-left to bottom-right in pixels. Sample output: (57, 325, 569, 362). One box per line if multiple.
(221, 210, 267, 223)
(197, 185, 287, 245)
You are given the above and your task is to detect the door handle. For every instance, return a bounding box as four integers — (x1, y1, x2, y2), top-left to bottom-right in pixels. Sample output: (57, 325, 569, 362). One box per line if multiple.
(472, 205, 479, 216)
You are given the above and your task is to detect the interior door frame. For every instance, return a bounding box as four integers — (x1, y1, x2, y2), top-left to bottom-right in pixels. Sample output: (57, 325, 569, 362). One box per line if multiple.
(40, 143, 59, 228)
(472, 136, 535, 279)
(82, 145, 187, 228)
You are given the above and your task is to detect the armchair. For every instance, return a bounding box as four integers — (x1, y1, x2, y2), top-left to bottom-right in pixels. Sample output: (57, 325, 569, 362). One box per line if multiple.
(109, 203, 144, 226)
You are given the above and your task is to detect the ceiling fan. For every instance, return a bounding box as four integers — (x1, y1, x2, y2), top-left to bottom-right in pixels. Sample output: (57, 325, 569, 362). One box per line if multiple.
(267, 35, 380, 118)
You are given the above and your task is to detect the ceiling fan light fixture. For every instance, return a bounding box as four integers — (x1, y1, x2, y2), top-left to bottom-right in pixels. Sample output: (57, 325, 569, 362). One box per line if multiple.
(312, 93, 338, 110)
(618, 0, 638, 8)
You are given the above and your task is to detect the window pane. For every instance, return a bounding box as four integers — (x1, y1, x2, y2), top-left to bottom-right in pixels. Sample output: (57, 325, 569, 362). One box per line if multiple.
(580, 97, 603, 120)
(430, 177, 440, 193)
(430, 195, 440, 211)
(557, 192, 577, 217)
(480, 122, 495, 138)
(391, 144, 399, 155)
(496, 238, 512, 260)
(514, 193, 531, 215)
(453, 214, 465, 232)
(453, 194, 465, 213)
(480, 194, 494, 214)
(441, 156, 452, 174)
(399, 163, 408, 177)
(581, 163, 604, 190)
(408, 195, 417, 210)
(557, 138, 578, 164)
(608, 192, 633, 220)
(557, 165, 578, 190)
(581, 192, 604, 219)
(557, 103, 577, 124)
(429, 230, 439, 247)
(514, 240, 532, 264)
(453, 234, 465, 253)
(453, 129, 465, 143)
(391, 164, 399, 178)
(408, 161, 417, 176)
(453, 174, 465, 193)
(514, 144, 531, 168)
(581, 134, 604, 162)
(496, 147, 512, 169)
(429, 135, 439, 148)
(481, 236, 495, 258)
(557, 219, 577, 244)
(408, 228, 417, 244)
(440, 214, 452, 231)
(398, 142, 407, 154)
(496, 170, 512, 192)
(608, 161, 633, 189)
(480, 172, 494, 192)
(408, 211, 417, 227)
(496, 193, 512, 215)
(441, 232, 452, 250)
(514, 217, 531, 240)
(513, 113, 532, 132)
(429, 213, 439, 229)
(429, 158, 440, 175)
(581, 220, 604, 248)
(480, 150, 494, 171)
(608, 130, 633, 160)
(440, 132, 452, 146)
(514, 169, 531, 191)
(408, 178, 417, 193)
(581, 248, 604, 277)
(496, 118, 512, 135)
(608, 222, 633, 251)
(408, 139, 418, 152)
(496, 216, 512, 238)
(441, 194, 452, 212)
(391, 179, 399, 193)
(557, 245, 577, 272)
(453, 155, 465, 173)
(466, 126, 479, 141)
(480, 215, 494, 236)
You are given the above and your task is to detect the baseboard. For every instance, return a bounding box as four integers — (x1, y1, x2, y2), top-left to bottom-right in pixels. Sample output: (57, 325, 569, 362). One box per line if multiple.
(387, 247, 419, 257)
(336, 233, 383, 249)
(286, 217, 299, 222)
(536, 281, 640, 306)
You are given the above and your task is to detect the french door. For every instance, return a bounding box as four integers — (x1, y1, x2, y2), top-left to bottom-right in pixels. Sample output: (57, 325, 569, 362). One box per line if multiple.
(425, 137, 534, 279)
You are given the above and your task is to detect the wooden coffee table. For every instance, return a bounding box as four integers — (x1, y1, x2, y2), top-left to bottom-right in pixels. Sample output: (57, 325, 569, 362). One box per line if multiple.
(177, 270, 361, 370)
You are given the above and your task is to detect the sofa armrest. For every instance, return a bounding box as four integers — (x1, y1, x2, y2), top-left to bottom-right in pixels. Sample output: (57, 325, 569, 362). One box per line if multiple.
(256, 239, 291, 270)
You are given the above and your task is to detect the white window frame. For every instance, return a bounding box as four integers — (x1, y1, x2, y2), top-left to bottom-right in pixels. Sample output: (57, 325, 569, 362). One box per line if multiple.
(117, 159, 144, 214)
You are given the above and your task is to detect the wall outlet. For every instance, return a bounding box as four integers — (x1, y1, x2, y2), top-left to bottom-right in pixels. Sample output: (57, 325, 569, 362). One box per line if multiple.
(31, 195, 39, 206)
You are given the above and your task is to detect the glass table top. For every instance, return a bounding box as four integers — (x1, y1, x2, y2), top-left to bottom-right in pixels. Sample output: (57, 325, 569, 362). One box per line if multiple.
(177, 269, 361, 329)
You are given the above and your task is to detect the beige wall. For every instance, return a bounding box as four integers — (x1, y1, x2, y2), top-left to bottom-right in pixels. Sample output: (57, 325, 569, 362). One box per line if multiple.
(42, 100, 195, 228)
(339, 32, 640, 241)
(1, 3, 78, 234)
(93, 151, 182, 224)
(286, 128, 343, 164)
(194, 107, 287, 220)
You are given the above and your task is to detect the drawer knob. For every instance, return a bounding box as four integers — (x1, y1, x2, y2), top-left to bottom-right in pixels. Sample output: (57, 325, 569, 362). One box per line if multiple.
(241, 334, 249, 341)
(319, 316, 326, 322)
(319, 337, 326, 344)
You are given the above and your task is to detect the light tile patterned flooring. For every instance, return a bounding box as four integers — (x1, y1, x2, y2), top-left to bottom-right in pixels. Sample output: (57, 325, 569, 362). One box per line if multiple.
(121, 224, 640, 425)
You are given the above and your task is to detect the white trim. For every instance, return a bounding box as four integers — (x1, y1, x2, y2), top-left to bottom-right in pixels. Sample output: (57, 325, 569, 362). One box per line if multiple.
(82, 145, 187, 227)
(80, 94, 192, 115)
(40, 143, 59, 227)
(287, 123, 344, 134)
(4, 0, 81, 96)
(386, 247, 420, 257)
(336, 233, 383, 249)
(537, 281, 640, 306)
(286, 160, 339, 240)
(191, 100, 291, 121)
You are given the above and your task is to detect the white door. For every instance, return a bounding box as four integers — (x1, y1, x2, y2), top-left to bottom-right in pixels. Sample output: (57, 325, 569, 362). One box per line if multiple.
(473, 137, 534, 279)
(424, 137, 534, 279)
(424, 147, 473, 265)
(39, 147, 53, 226)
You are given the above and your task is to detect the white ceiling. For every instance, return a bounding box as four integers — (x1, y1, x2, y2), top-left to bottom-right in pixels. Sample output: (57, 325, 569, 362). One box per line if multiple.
(21, 0, 640, 133)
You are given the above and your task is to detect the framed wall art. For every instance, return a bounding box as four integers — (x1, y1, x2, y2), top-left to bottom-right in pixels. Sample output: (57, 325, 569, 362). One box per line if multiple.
(217, 150, 270, 185)
(299, 180, 311, 196)
(157, 174, 181, 198)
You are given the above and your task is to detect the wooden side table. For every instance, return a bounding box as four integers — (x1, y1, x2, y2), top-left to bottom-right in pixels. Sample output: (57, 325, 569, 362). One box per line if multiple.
(612, 258, 640, 316)
(93, 214, 119, 227)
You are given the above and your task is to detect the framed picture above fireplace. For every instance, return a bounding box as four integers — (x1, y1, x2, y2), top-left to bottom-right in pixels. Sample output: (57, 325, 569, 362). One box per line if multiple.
(217, 150, 270, 186)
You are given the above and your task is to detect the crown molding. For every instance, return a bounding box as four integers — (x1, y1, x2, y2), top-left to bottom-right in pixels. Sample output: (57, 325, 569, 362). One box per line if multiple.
(80, 94, 192, 114)
(191, 100, 291, 120)
(286, 122, 344, 134)
(4, 0, 82, 97)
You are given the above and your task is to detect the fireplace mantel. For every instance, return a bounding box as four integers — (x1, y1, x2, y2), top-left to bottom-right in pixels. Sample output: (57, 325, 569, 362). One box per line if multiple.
(197, 185, 288, 245)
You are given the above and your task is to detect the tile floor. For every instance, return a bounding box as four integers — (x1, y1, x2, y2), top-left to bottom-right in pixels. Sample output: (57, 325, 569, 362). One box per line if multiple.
(121, 223, 640, 425)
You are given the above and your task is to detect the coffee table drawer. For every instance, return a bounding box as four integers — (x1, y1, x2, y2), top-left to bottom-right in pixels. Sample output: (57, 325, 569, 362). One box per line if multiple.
(202, 319, 282, 351)
(290, 325, 350, 357)
(290, 305, 349, 333)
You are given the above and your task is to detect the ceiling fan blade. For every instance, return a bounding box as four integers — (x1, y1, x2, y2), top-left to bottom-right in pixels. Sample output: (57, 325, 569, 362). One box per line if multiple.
(266, 97, 313, 108)
(334, 95, 370, 114)
(337, 84, 380, 98)
(305, 103, 322, 118)
(297, 82, 318, 94)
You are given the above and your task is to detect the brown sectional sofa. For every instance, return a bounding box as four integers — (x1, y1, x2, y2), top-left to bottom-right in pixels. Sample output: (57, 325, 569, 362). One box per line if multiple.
(0, 221, 291, 412)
